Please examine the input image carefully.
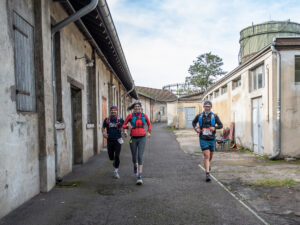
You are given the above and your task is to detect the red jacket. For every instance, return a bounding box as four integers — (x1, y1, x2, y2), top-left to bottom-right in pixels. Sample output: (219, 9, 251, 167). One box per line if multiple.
(123, 113, 152, 137)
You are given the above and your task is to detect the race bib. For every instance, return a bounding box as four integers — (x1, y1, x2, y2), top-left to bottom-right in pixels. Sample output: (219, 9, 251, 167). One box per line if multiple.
(109, 122, 117, 128)
(202, 128, 212, 136)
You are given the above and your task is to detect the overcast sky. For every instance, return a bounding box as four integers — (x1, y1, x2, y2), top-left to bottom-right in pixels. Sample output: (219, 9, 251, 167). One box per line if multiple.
(107, 0, 300, 89)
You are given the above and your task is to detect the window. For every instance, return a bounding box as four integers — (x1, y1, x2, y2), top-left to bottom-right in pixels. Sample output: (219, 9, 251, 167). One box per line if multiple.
(295, 56, 300, 82)
(13, 12, 36, 112)
(232, 76, 241, 90)
(251, 65, 264, 91)
(221, 85, 227, 94)
(86, 66, 93, 123)
(209, 93, 213, 100)
(214, 89, 219, 98)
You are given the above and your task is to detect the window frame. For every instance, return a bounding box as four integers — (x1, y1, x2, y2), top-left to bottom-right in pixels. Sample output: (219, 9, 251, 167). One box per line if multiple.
(232, 76, 242, 90)
(250, 64, 264, 91)
(221, 85, 227, 94)
(295, 56, 300, 83)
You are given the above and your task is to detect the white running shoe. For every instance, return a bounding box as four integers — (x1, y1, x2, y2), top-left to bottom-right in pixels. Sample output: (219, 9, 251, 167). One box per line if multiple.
(113, 171, 120, 179)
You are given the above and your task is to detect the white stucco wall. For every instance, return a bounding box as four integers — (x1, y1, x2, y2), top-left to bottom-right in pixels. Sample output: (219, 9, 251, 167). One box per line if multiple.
(0, 0, 40, 218)
(280, 50, 300, 157)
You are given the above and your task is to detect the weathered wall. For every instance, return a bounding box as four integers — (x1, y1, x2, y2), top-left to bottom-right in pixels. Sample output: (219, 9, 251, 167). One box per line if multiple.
(152, 102, 168, 122)
(167, 101, 202, 128)
(0, 0, 40, 218)
(167, 102, 177, 127)
(50, 2, 94, 174)
(280, 50, 300, 157)
(177, 102, 202, 128)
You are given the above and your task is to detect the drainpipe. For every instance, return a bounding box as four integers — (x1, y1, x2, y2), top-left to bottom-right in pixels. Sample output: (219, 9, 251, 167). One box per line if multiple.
(269, 38, 281, 160)
(121, 83, 135, 98)
(51, 0, 99, 180)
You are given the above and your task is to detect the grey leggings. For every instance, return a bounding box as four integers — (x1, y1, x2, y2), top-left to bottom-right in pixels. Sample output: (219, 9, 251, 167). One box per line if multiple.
(130, 136, 146, 165)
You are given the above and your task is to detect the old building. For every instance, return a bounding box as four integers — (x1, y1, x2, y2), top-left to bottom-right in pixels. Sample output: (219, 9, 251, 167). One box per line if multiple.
(203, 37, 300, 158)
(135, 86, 177, 123)
(0, 0, 137, 218)
(167, 92, 203, 129)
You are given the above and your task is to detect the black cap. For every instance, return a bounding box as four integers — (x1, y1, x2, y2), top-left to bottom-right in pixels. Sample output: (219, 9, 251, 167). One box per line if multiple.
(203, 100, 212, 107)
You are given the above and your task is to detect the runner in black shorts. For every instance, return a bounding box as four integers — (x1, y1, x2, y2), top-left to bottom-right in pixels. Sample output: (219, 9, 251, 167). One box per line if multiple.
(102, 106, 124, 179)
(192, 101, 223, 182)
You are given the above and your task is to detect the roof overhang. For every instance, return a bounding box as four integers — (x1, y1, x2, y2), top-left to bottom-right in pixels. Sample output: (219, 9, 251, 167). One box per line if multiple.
(58, 0, 138, 99)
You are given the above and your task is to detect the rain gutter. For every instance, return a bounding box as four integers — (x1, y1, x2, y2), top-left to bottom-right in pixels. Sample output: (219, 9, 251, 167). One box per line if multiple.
(97, 0, 137, 98)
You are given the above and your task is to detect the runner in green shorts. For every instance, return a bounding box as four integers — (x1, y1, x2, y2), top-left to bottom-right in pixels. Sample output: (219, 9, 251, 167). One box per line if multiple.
(192, 101, 223, 182)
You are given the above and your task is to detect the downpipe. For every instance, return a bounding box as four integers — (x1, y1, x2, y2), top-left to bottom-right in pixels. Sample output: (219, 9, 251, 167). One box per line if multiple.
(269, 38, 281, 160)
(51, 0, 99, 181)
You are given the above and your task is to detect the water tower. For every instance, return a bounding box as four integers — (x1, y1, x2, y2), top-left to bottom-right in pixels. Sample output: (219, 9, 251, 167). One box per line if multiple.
(239, 20, 300, 63)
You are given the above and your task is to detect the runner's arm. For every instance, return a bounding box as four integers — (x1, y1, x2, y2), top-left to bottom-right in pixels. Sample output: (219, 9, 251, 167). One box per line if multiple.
(192, 114, 199, 128)
(101, 118, 108, 137)
(144, 114, 152, 132)
(122, 114, 131, 130)
(215, 115, 223, 129)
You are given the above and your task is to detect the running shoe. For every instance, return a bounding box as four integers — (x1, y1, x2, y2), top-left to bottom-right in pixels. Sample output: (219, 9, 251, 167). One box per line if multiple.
(136, 176, 143, 185)
(206, 173, 211, 182)
(113, 171, 120, 179)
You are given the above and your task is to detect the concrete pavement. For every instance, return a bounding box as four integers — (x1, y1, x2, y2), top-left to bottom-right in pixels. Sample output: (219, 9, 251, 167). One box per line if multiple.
(0, 124, 266, 225)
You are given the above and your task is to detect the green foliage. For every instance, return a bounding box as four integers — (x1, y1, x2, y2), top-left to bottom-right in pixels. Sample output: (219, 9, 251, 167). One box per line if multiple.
(249, 178, 298, 187)
(186, 52, 226, 90)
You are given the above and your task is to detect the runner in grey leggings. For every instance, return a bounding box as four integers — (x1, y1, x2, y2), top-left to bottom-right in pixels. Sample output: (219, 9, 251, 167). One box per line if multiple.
(123, 101, 152, 185)
(130, 136, 146, 166)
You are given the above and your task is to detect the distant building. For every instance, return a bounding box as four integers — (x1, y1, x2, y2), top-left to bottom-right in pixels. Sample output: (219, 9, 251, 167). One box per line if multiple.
(167, 92, 203, 129)
(135, 86, 177, 122)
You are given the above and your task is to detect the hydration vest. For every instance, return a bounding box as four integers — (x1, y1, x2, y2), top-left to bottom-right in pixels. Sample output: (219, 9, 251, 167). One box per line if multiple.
(106, 116, 121, 128)
(131, 113, 146, 128)
(198, 112, 215, 128)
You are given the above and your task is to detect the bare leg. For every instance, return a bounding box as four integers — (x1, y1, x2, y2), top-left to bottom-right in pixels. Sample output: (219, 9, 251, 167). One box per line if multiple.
(203, 150, 210, 173)
(209, 151, 214, 162)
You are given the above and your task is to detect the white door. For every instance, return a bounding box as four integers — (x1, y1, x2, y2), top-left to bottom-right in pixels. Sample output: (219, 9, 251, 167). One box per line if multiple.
(252, 98, 263, 154)
(185, 107, 195, 128)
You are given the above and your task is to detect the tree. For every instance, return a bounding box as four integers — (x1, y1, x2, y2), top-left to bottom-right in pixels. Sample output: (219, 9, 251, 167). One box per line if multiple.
(186, 52, 226, 91)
